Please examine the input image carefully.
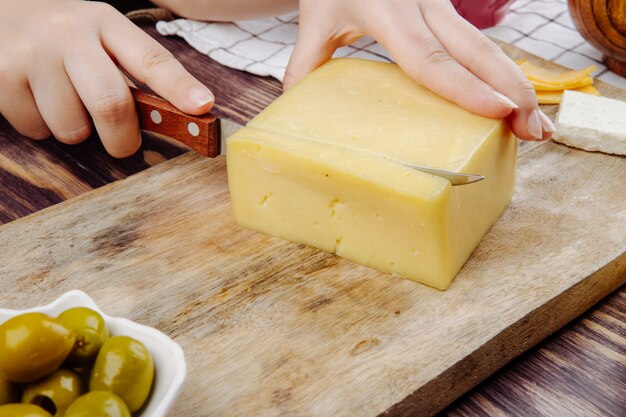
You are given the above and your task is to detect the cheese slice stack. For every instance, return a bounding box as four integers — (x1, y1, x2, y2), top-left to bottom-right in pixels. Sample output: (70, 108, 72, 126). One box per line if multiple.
(227, 59, 517, 290)
(517, 61, 601, 104)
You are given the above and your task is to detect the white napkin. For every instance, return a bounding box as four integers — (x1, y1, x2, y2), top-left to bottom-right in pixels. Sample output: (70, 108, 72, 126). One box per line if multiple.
(156, 0, 626, 90)
(156, 12, 391, 82)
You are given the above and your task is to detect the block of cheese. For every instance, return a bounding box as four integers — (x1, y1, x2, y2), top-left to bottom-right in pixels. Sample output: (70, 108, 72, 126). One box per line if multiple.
(554, 90, 626, 156)
(227, 58, 517, 290)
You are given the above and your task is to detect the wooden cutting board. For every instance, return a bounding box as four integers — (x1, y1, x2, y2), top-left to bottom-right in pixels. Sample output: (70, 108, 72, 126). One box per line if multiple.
(0, 45, 625, 416)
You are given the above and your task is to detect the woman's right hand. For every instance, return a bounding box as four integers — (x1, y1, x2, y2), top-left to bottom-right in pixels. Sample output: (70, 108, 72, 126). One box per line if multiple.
(285, 0, 555, 141)
(0, 0, 214, 157)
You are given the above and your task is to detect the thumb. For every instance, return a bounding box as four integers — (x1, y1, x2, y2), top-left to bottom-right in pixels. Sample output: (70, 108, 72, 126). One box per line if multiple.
(102, 15, 215, 116)
(284, 28, 336, 91)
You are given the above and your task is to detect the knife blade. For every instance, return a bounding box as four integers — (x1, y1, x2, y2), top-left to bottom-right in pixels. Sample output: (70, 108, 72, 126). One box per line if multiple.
(132, 88, 484, 186)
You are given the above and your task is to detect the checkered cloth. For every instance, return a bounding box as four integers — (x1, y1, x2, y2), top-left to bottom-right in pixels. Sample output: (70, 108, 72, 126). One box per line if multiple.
(156, 0, 626, 90)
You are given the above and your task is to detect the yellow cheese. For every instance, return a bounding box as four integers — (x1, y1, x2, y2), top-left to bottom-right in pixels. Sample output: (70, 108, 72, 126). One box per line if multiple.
(536, 85, 602, 104)
(227, 59, 517, 290)
(531, 77, 594, 91)
(519, 61, 596, 85)
(517, 61, 601, 101)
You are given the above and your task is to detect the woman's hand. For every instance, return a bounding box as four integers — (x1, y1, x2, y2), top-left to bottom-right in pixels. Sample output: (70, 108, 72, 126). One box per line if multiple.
(285, 0, 554, 141)
(0, 0, 214, 157)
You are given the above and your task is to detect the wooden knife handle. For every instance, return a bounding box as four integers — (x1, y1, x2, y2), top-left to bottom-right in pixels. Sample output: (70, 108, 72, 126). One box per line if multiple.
(131, 87, 220, 157)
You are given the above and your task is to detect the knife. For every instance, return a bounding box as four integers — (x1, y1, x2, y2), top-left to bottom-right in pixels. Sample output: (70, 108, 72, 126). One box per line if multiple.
(131, 88, 484, 186)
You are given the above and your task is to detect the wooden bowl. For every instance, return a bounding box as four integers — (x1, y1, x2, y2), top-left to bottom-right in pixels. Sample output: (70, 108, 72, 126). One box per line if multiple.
(568, 0, 626, 77)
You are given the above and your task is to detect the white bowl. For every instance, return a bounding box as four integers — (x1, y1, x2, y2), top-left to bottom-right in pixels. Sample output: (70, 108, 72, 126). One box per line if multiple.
(0, 290, 186, 417)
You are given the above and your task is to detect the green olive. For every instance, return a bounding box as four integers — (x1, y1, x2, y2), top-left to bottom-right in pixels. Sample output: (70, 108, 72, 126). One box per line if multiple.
(22, 369, 85, 417)
(89, 336, 154, 412)
(0, 404, 53, 417)
(63, 391, 130, 417)
(0, 313, 75, 383)
(0, 377, 20, 405)
(57, 307, 110, 367)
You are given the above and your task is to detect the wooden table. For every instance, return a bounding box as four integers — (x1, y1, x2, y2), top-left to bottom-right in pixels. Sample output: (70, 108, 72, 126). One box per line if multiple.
(0, 23, 624, 417)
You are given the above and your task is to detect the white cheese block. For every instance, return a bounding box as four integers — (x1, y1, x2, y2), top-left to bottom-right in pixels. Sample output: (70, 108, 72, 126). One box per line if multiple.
(554, 90, 626, 155)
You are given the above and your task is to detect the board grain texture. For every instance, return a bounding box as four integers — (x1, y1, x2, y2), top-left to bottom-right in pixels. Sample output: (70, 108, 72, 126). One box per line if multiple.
(0, 25, 625, 417)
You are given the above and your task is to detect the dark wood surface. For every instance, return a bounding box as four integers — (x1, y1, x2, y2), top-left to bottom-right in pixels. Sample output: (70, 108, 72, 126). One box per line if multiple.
(0, 23, 624, 417)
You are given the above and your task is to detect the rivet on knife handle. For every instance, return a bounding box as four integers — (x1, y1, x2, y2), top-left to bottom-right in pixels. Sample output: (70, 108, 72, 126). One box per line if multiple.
(131, 87, 220, 157)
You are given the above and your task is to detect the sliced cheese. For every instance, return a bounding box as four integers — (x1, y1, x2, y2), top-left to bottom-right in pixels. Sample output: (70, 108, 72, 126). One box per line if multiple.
(554, 90, 626, 155)
(518, 61, 600, 102)
(227, 58, 517, 290)
(519, 61, 595, 84)
(537, 85, 601, 105)
(531, 76, 594, 91)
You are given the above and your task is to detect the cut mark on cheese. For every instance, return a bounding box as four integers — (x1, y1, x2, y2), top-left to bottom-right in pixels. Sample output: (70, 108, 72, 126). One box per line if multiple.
(245, 126, 463, 178)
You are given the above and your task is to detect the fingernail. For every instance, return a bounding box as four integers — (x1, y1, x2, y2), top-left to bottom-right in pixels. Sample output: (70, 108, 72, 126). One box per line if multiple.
(492, 91, 519, 109)
(527, 109, 543, 140)
(537, 110, 556, 133)
(188, 86, 214, 107)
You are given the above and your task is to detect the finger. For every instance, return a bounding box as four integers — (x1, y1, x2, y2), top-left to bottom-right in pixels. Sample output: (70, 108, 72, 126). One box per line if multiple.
(0, 78, 51, 140)
(29, 63, 92, 145)
(120, 71, 138, 88)
(101, 15, 214, 115)
(284, 26, 336, 90)
(64, 47, 141, 158)
(369, 10, 514, 120)
(537, 109, 556, 139)
(507, 106, 556, 141)
(421, 2, 547, 140)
